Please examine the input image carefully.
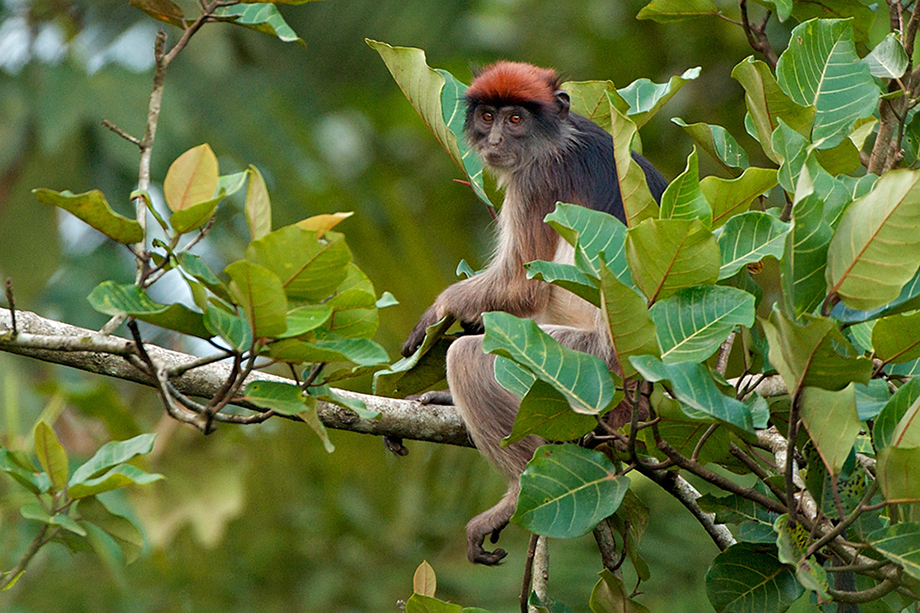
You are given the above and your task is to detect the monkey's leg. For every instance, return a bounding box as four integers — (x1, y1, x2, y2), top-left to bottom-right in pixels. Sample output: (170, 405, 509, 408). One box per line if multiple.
(446, 335, 543, 565)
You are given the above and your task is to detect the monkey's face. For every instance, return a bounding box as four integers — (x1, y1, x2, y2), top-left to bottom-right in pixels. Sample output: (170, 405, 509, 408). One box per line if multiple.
(466, 104, 541, 170)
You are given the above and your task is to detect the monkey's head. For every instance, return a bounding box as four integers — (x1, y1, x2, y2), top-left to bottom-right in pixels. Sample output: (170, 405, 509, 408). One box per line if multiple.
(464, 62, 571, 171)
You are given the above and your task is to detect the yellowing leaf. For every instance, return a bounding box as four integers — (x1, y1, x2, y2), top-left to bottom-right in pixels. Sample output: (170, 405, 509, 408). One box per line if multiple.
(163, 144, 219, 212)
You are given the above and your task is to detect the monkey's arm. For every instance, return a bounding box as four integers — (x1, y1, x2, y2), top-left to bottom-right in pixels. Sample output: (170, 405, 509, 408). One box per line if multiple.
(402, 272, 549, 357)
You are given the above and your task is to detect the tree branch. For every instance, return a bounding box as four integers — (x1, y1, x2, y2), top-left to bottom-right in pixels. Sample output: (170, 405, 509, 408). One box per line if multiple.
(0, 307, 471, 447)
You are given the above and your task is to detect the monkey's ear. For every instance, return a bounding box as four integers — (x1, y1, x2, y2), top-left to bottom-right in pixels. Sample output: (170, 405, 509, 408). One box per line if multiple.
(554, 90, 570, 120)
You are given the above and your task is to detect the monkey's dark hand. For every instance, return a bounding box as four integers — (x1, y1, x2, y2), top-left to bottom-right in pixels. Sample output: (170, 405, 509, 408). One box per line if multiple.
(468, 529, 508, 565)
(401, 306, 440, 357)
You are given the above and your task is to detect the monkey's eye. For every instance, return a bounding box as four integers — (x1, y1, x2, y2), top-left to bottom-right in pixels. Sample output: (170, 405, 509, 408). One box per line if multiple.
(509, 114, 522, 124)
(482, 111, 494, 122)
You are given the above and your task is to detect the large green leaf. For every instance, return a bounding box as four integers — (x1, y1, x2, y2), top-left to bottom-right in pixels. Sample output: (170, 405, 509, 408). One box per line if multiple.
(697, 488, 779, 543)
(799, 385, 860, 475)
(599, 258, 659, 378)
(505, 380, 598, 445)
(625, 218, 720, 303)
(33, 421, 68, 493)
(525, 260, 600, 307)
(649, 285, 755, 364)
(69, 434, 156, 485)
(776, 19, 879, 148)
(225, 260, 288, 338)
(826, 169, 920, 311)
(609, 94, 660, 226)
(636, 0, 720, 21)
(616, 67, 700, 129)
(87, 281, 211, 339)
(868, 523, 920, 581)
(659, 146, 711, 225)
(671, 118, 749, 177)
(212, 3, 305, 46)
(700, 167, 778, 229)
(367, 40, 493, 208)
(32, 188, 143, 245)
(781, 174, 834, 317)
(511, 445, 630, 538)
(67, 464, 163, 499)
(239, 380, 307, 415)
(629, 356, 754, 432)
(717, 211, 791, 280)
(268, 332, 388, 366)
(761, 309, 872, 397)
(705, 543, 803, 613)
(873, 379, 920, 449)
(482, 312, 619, 415)
(877, 446, 920, 505)
(437, 69, 492, 208)
(862, 33, 909, 79)
(544, 203, 633, 288)
(204, 305, 252, 352)
(731, 57, 814, 163)
(873, 311, 920, 365)
(245, 225, 352, 303)
(562, 80, 628, 131)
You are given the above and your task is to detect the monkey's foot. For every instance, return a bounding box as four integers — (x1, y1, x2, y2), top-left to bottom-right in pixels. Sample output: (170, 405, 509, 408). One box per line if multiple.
(417, 390, 453, 405)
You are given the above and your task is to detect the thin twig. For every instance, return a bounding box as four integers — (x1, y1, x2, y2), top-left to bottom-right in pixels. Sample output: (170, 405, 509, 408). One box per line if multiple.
(520, 534, 539, 613)
(100, 119, 142, 148)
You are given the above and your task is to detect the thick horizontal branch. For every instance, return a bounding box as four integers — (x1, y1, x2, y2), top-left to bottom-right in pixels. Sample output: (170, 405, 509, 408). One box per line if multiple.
(0, 308, 471, 447)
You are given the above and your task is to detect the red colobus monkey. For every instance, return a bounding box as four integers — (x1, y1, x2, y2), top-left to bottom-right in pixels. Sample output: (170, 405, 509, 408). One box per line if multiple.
(402, 62, 667, 565)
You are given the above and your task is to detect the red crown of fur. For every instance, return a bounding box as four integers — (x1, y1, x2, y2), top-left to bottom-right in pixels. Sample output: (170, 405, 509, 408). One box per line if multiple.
(466, 62, 560, 107)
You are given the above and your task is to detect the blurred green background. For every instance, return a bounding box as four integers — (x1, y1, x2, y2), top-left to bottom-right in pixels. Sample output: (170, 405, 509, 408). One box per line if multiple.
(0, 0, 783, 610)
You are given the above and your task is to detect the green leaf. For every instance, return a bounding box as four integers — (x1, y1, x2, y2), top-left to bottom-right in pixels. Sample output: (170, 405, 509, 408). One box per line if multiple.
(544, 203, 634, 288)
(599, 257, 659, 378)
(494, 356, 536, 398)
(240, 380, 306, 415)
(512, 445, 630, 538)
(525, 261, 600, 307)
(168, 199, 219, 234)
(307, 385, 380, 420)
(873, 379, 920, 449)
(773, 514, 830, 599)
(21, 502, 87, 535)
(616, 67, 701, 129)
(868, 523, 920, 581)
(781, 178, 834, 317)
(671, 118, 749, 176)
(87, 281, 211, 339)
(163, 144, 218, 213)
(659, 146, 711, 225)
(609, 95, 660, 226)
(204, 305, 252, 352)
(225, 260, 288, 338)
(791, 0, 875, 42)
(562, 80, 628, 131)
(483, 312, 619, 415)
(877, 446, 920, 504)
(373, 317, 453, 398)
(717, 211, 791, 280)
(437, 69, 492, 208)
(0, 449, 44, 494)
(625, 218, 720, 303)
(589, 570, 651, 613)
(700, 167, 778, 230)
(863, 33, 909, 79)
(873, 311, 920, 365)
(33, 421, 68, 493)
(76, 497, 144, 564)
(268, 332, 389, 366)
(211, 3, 305, 46)
(761, 309, 872, 397)
(705, 543, 803, 613)
(505, 380, 598, 445)
(67, 464, 163, 499)
(827, 169, 920, 311)
(731, 57, 815, 163)
(776, 19, 880, 148)
(629, 356, 754, 432)
(32, 188, 143, 244)
(636, 0, 720, 21)
(299, 395, 334, 453)
(367, 40, 493, 208)
(799, 385, 860, 475)
(405, 594, 463, 613)
(244, 165, 271, 240)
(176, 252, 234, 304)
(698, 490, 779, 543)
(69, 433, 156, 485)
(276, 305, 333, 338)
(245, 225, 352, 302)
(649, 285, 755, 364)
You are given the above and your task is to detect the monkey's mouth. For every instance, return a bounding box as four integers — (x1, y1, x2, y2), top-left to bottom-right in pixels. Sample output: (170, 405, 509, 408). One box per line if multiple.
(483, 152, 517, 168)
